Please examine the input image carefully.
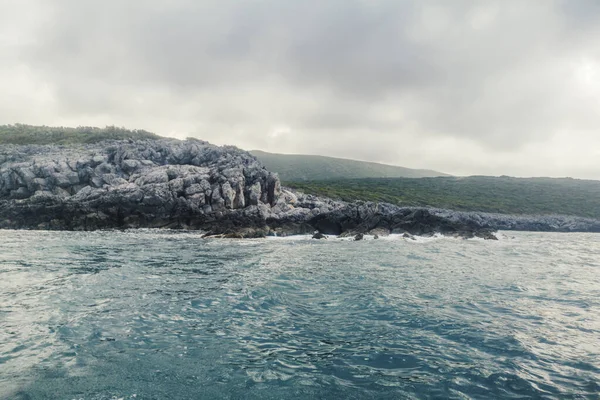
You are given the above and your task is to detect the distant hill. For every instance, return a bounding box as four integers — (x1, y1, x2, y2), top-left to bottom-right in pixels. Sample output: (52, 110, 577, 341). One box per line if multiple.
(250, 150, 448, 181)
(288, 176, 600, 219)
(0, 124, 160, 145)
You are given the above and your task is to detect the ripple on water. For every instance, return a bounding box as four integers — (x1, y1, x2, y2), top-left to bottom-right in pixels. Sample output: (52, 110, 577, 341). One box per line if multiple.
(0, 230, 599, 399)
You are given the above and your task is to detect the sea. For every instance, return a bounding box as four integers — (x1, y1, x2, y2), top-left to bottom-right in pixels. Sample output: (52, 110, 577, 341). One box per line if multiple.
(0, 230, 598, 399)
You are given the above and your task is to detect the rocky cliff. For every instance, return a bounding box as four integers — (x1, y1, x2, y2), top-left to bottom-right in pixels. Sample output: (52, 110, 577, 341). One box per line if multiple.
(1, 139, 599, 237)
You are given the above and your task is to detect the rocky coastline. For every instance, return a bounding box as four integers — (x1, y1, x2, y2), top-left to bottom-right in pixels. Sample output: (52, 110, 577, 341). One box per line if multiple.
(1, 139, 599, 238)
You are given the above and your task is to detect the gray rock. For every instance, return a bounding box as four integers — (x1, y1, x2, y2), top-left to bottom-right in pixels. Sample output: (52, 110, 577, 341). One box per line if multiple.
(102, 174, 127, 186)
(11, 187, 31, 199)
(185, 183, 205, 196)
(168, 178, 185, 195)
(247, 182, 261, 206)
(49, 173, 73, 188)
(91, 177, 104, 188)
(211, 186, 225, 211)
(475, 230, 499, 240)
(121, 159, 140, 172)
(136, 169, 168, 185)
(91, 155, 105, 166)
(95, 162, 115, 175)
(221, 182, 236, 209)
(30, 178, 48, 191)
(1, 138, 599, 235)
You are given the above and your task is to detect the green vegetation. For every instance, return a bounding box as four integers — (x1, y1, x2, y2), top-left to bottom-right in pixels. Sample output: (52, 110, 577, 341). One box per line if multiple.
(287, 177, 600, 219)
(250, 150, 448, 181)
(0, 124, 160, 145)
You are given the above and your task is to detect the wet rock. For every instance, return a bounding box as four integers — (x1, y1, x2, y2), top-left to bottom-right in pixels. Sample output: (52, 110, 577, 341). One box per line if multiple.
(312, 232, 327, 240)
(354, 233, 364, 241)
(223, 232, 244, 239)
(475, 230, 499, 240)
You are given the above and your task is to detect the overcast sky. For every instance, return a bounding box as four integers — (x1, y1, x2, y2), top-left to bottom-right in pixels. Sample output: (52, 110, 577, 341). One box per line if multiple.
(1, 0, 599, 178)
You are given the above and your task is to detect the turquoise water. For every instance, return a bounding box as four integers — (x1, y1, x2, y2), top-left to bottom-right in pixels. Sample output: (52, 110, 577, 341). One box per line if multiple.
(1, 230, 599, 399)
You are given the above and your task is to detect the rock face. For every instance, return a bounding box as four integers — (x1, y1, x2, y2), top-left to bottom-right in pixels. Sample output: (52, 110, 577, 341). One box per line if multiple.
(0, 139, 282, 231)
(1, 139, 599, 236)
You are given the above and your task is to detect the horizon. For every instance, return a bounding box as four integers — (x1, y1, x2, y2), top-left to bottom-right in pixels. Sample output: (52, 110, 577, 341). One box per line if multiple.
(1, 1, 600, 179)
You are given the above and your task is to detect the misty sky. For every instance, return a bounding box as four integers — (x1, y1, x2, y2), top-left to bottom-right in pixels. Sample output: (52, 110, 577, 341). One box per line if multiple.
(1, 1, 599, 178)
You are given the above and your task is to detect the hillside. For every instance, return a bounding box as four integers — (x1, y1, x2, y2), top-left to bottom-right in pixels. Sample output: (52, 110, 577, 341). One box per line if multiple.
(0, 124, 160, 145)
(250, 150, 448, 181)
(288, 176, 600, 219)
(3, 124, 598, 220)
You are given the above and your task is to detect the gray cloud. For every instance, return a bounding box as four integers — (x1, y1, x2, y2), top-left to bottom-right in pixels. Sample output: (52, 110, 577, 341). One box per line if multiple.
(1, 0, 600, 178)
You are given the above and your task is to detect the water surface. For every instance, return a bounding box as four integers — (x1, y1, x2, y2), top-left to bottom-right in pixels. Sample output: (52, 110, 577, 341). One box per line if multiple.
(1, 230, 599, 399)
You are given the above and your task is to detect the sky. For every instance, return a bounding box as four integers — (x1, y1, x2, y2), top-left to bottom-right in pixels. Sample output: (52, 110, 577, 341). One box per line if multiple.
(1, 0, 600, 178)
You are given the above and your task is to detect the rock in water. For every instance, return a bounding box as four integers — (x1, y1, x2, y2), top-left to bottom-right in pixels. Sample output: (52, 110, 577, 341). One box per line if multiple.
(354, 233, 364, 241)
(312, 232, 328, 240)
(475, 230, 499, 240)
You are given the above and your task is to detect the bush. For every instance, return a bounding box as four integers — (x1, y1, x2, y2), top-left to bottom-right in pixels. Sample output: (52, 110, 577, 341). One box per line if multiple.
(0, 124, 160, 145)
(287, 177, 600, 219)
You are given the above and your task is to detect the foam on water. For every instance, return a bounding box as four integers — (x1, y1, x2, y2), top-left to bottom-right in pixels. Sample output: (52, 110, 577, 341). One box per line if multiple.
(0, 229, 598, 399)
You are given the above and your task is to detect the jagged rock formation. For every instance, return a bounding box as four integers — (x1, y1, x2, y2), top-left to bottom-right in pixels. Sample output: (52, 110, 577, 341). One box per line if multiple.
(0, 139, 283, 231)
(1, 139, 599, 237)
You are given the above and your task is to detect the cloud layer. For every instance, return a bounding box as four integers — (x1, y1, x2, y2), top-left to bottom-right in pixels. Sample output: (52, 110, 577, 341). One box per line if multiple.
(1, 0, 600, 178)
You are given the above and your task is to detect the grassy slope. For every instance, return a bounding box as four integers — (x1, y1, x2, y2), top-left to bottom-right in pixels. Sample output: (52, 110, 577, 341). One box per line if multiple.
(287, 177, 600, 219)
(250, 150, 448, 181)
(0, 124, 160, 145)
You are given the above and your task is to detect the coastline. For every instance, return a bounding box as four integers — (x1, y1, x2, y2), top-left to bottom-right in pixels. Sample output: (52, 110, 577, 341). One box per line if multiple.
(2, 139, 599, 238)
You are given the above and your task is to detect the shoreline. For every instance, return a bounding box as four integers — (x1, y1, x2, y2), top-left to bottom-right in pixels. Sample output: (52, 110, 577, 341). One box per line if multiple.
(2, 139, 599, 238)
